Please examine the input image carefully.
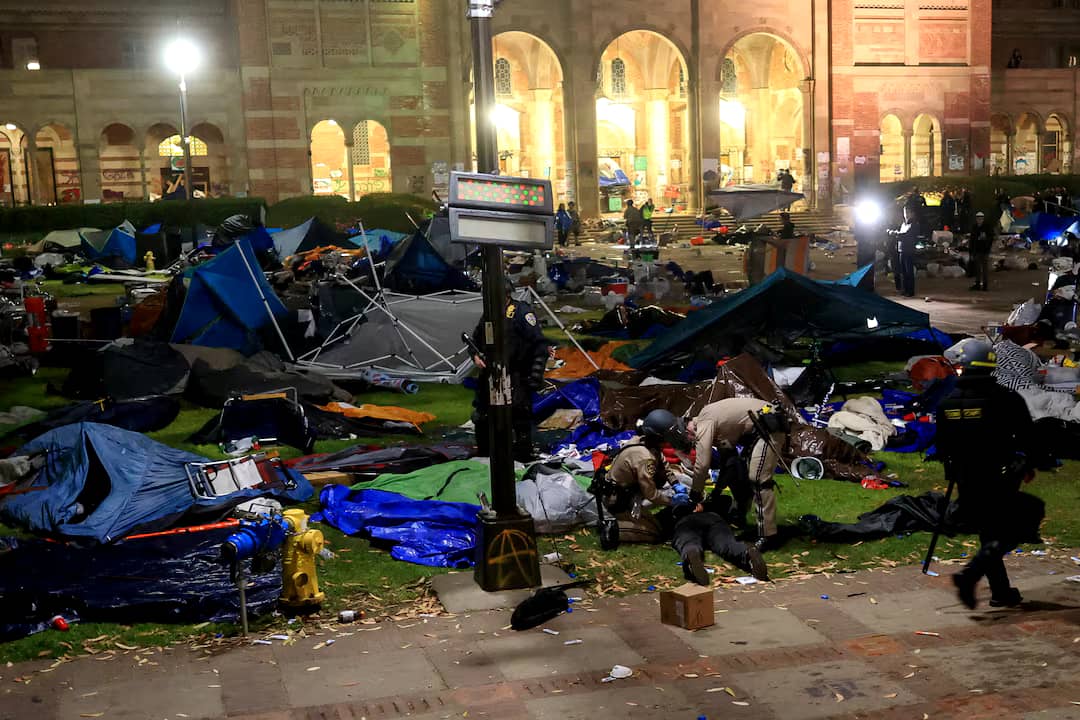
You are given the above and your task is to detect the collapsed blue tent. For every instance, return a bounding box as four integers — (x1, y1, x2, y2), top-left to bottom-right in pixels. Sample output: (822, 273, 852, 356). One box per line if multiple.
(383, 221, 478, 294)
(630, 268, 931, 369)
(314, 485, 478, 568)
(599, 165, 631, 188)
(171, 239, 288, 355)
(0, 423, 313, 543)
(81, 223, 137, 265)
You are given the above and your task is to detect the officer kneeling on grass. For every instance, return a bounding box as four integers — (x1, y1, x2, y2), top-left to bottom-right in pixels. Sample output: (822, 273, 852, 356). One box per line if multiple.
(591, 409, 770, 585)
(470, 290, 553, 463)
(940, 364, 1046, 610)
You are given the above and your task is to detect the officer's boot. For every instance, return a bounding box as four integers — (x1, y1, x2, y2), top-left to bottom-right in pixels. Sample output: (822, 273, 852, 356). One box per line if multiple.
(984, 545, 1023, 608)
(952, 541, 1000, 610)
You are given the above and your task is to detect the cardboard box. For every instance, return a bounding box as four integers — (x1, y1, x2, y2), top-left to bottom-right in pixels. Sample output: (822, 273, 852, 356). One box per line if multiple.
(659, 583, 715, 630)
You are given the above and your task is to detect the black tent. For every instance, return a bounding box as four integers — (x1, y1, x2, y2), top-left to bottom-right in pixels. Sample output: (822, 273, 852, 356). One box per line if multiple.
(383, 220, 478, 294)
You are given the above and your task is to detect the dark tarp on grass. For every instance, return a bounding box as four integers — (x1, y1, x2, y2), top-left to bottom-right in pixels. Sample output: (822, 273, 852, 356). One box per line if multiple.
(799, 491, 974, 543)
(630, 268, 931, 370)
(61, 339, 190, 401)
(287, 444, 473, 481)
(0, 423, 313, 543)
(18, 396, 181, 438)
(0, 526, 280, 641)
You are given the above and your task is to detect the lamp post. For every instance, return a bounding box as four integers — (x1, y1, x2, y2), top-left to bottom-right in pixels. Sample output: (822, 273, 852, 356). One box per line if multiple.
(465, 0, 541, 591)
(164, 38, 201, 200)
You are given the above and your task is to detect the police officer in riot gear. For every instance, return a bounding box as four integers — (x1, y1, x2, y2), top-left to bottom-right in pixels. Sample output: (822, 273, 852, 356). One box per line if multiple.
(939, 366, 1046, 609)
(471, 290, 553, 462)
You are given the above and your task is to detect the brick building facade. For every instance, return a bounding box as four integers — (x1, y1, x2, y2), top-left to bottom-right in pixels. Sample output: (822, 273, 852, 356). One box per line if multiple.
(0, 0, 1071, 216)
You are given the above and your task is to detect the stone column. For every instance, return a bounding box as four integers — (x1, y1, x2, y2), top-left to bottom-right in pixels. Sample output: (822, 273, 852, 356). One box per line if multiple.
(799, 80, 814, 207)
(529, 88, 556, 184)
(138, 148, 149, 200)
(25, 135, 38, 206)
(644, 88, 669, 204)
(1005, 132, 1015, 174)
(570, 60, 599, 217)
(903, 129, 913, 179)
(345, 138, 356, 200)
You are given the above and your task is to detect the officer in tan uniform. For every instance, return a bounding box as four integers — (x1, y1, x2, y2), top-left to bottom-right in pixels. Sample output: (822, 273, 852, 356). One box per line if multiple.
(689, 397, 790, 550)
(599, 409, 694, 543)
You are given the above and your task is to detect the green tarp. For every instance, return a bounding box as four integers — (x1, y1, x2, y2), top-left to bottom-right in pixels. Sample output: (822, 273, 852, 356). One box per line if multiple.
(355, 460, 591, 503)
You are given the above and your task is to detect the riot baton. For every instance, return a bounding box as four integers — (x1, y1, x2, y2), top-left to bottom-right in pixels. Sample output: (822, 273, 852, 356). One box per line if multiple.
(462, 332, 486, 366)
(921, 470, 957, 574)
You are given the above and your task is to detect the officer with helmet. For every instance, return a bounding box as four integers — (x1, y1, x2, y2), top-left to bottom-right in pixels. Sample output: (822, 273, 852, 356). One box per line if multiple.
(941, 357, 1046, 609)
(688, 397, 792, 551)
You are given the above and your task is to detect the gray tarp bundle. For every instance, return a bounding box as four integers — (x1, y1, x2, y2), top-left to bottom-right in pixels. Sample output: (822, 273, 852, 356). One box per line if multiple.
(302, 290, 483, 382)
(708, 186, 805, 221)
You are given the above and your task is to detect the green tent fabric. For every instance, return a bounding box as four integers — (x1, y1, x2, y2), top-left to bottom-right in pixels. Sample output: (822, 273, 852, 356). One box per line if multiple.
(354, 460, 591, 503)
(630, 268, 931, 370)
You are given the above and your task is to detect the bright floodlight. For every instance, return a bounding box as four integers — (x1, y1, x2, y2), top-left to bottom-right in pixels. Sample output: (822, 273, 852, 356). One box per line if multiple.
(25, 61, 40, 71)
(4, 123, 16, 131)
(855, 199, 882, 225)
(163, 38, 202, 76)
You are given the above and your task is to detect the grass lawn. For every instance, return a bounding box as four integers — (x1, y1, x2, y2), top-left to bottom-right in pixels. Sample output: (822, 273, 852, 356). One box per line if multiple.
(2, 322, 1078, 664)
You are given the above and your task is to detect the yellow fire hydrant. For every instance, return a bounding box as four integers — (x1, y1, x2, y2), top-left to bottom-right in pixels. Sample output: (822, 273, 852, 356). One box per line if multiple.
(280, 509, 326, 610)
(144, 251, 156, 271)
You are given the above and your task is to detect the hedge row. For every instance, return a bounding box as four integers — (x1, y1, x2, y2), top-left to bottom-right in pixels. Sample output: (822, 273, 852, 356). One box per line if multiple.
(0, 193, 438, 237)
(0, 198, 268, 234)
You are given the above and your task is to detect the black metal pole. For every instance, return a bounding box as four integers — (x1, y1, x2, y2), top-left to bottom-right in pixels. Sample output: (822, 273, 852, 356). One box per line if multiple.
(179, 75, 194, 201)
(468, 0, 516, 517)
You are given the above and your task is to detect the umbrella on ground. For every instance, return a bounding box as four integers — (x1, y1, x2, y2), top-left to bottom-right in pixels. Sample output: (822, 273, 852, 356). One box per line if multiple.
(707, 185, 805, 221)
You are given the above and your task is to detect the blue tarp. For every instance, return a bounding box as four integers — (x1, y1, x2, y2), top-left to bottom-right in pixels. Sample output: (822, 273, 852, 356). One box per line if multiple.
(171, 239, 287, 355)
(1026, 212, 1076, 244)
(599, 167, 631, 188)
(0, 423, 313, 543)
(314, 485, 478, 568)
(798, 389, 937, 454)
(550, 422, 636, 456)
(533, 378, 602, 423)
(630, 268, 931, 370)
(81, 226, 137, 265)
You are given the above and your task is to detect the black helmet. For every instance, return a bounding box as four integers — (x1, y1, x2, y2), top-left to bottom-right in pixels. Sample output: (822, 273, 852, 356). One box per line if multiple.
(639, 409, 691, 452)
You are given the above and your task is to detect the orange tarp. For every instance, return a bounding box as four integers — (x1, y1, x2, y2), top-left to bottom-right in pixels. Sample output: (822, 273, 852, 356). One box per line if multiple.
(546, 341, 634, 381)
(318, 401, 436, 428)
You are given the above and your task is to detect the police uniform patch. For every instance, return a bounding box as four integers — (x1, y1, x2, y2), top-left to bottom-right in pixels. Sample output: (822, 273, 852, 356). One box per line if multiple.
(525, 312, 537, 326)
(506, 304, 516, 319)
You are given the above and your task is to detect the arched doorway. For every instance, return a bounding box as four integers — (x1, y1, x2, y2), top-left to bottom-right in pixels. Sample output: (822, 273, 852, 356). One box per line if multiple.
(720, 34, 805, 188)
(485, 32, 567, 196)
(911, 114, 941, 177)
(350, 120, 392, 199)
(596, 30, 689, 213)
(190, 122, 228, 197)
(310, 119, 348, 198)
(989, 114, 1012, 175)
(0, 123, 29, 206)
(34, 123, 80, 204)
(879, 115, 905, 183)
(1043, 114, 1071, 174)
(99, 123, 140, 202)
(1013, 113, 1041, 175)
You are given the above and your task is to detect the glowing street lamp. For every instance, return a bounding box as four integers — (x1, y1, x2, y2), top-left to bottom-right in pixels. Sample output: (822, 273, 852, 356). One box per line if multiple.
(163, 38, 202, 200)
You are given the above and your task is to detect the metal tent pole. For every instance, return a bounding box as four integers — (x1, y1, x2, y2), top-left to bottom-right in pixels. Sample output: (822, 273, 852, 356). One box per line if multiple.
(235, 240, 295, 362)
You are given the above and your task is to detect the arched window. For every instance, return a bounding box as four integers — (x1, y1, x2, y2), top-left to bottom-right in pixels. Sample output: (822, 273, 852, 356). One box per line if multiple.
(495, 57, 512, 96)
(158, 134, 207, 157)
(352, 122, 370, 165)
(721, 58, 737, 96)
(610, 57, 627, 96)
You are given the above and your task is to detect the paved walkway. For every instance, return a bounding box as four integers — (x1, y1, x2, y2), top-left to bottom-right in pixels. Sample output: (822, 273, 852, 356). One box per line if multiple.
(2, 553, 1079, 720)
